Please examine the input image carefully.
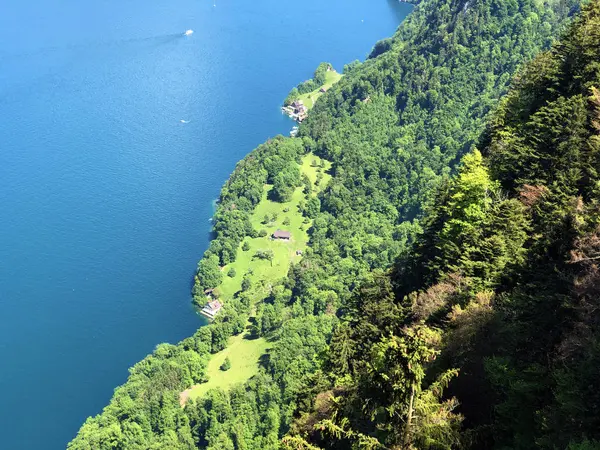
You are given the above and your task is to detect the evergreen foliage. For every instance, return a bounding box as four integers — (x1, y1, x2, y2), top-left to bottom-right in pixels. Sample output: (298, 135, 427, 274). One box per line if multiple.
(291, 3, 600, 449)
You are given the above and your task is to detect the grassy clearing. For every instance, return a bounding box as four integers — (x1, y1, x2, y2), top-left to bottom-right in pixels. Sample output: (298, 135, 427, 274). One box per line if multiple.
(302, 154, 332, 188)
(183, 332, 272, 403)
(298, 70, 343, 110)
(216, 153, 331, 301)
(181, 153, 331, 404)
(216, 184, 305, 300)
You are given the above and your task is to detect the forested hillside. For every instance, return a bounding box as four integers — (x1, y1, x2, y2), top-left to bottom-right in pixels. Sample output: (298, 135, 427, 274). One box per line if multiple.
(69, 0, 585, 448)
(288, 2, 600, 448)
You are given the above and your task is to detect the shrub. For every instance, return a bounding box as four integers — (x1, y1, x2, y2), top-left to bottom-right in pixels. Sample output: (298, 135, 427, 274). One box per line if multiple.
(241, 277, 251, 292)
(220, 357, 231, 371)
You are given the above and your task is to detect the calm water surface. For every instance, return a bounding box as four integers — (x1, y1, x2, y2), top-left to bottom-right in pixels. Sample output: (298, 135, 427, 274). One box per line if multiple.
(0, 1, 411, 447)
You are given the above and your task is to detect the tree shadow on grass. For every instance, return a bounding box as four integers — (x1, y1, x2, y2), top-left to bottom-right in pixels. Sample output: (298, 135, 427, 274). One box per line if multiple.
(244, 318, 261, 340)
(258, 352, 271, 370)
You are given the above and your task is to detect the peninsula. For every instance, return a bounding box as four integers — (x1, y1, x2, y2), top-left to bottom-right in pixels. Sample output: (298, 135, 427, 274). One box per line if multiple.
(282, 62, 342, 122)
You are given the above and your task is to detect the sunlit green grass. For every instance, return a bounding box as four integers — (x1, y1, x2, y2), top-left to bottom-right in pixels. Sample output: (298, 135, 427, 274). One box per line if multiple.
(297, 70, 343, 109)
(181, 154, 331, 403)
(216, 153, 330, 301)
(181, 153, 331, 404)
(184, 333, 272, 401)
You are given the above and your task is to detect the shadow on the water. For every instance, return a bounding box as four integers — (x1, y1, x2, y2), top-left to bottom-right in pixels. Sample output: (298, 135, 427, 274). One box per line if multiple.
(188, 272, 197, 292)
(386, 0, 414, 24)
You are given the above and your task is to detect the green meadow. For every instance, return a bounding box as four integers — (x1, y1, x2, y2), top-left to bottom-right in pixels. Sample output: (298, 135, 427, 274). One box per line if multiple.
(213, 153, 330, 301)
(297, 70, 342, 110)
(182, 332, 272, 403)
(181, 153, 331, 403)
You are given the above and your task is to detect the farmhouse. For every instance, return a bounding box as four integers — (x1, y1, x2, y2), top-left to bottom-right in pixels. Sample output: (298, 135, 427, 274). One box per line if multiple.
(273, 230, 291, 241)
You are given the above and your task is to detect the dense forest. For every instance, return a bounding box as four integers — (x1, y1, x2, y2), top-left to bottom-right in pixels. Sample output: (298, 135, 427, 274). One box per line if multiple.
(69, 0, 599, 449)
(287, 3, 600, 448)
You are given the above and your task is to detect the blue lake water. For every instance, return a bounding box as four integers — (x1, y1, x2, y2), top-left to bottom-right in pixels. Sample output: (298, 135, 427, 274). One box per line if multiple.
(0, 1, 411, 448)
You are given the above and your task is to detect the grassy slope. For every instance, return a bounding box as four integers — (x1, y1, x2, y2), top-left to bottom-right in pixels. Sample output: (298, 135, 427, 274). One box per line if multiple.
(183, 333, 272, 402)
(183, 153, 331, 403)
(216, 154, 331, 300)
(298, 70, 343, 110)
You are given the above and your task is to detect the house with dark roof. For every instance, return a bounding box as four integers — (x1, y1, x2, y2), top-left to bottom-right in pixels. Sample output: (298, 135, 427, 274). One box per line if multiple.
(272, 230, 291, 241)
(291, 100, 307, 115)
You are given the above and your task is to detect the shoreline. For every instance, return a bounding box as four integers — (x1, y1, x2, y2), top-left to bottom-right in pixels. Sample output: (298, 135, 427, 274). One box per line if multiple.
(282, 63, 343, 122)
(68, 2, 418, 446)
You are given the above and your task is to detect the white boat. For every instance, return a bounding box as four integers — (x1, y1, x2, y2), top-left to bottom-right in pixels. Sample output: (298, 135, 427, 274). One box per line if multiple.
(184, 29, 194, 36)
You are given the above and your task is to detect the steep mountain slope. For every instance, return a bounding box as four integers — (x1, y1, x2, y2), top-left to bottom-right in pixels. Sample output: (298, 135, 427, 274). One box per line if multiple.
(294, 0, 580, 313)
(294, 2, 600, 448)
(69, 0, 581, 449)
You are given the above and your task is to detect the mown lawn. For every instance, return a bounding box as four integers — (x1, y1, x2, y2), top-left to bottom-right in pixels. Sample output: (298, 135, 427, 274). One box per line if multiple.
(298, 70, 343, 110)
